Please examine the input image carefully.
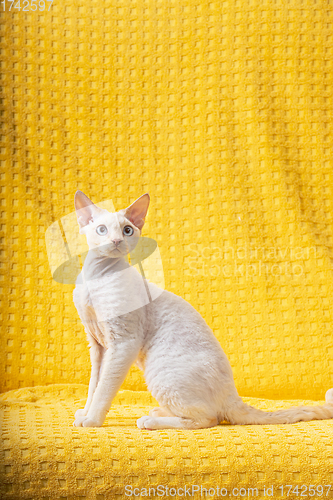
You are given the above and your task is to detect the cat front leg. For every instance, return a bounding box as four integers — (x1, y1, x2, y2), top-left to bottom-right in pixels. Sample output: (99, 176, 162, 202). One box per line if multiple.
(75, 336, 105, 419)
(73, 337, 141, 427)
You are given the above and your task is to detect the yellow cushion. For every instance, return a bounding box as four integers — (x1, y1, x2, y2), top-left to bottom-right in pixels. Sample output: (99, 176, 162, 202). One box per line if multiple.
(1, 384, 333, 499)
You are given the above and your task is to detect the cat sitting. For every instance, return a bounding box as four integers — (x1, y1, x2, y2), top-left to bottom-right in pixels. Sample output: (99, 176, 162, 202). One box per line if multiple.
(72, 190, 333, 430)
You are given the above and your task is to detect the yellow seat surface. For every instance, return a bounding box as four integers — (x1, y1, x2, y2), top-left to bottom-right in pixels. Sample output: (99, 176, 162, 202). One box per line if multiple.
(1, 384, 333, 500)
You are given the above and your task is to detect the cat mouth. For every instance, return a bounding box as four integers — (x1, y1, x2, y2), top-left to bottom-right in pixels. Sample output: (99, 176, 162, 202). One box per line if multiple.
(98, 247, 124, 258)
(110, 247, 124, 256)
(99, 243, 128, 258)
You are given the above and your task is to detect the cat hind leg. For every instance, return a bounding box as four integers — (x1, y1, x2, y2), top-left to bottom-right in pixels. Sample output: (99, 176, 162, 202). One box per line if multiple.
(149, 407, 173, 417)
(137, 415, 218, 430)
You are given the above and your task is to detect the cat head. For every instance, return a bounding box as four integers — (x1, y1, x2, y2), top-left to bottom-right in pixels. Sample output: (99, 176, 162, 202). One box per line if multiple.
(74, 190, 150, 258)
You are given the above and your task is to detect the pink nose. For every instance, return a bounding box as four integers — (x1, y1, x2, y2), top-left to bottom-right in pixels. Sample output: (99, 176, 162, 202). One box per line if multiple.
(112, 239, 122, 247)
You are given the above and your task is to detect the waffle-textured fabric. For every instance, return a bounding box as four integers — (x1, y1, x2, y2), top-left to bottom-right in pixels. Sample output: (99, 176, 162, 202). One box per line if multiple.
(1, 0, 333, 498)
(1, 385, 333, 500)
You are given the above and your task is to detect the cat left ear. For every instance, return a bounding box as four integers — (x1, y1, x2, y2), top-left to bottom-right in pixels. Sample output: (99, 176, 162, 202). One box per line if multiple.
(121, 193, 150, 231)
(74, 190, 105, 231)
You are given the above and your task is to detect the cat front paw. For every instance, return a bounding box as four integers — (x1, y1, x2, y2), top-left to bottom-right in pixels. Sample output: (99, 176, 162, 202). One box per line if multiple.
(74, 408, 87, 419)
(73, 415, 103, 427)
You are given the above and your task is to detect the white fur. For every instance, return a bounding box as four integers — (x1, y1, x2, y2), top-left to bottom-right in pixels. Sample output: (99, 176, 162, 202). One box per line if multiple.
(72, 191, 333, 430)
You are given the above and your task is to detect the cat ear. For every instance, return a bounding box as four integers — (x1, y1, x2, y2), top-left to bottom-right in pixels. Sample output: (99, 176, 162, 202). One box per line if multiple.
(74, 190, 105, 231)
(121, 193, 150, 231)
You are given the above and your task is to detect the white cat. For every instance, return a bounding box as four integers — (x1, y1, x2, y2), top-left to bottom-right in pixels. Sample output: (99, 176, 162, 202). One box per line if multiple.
(72, 190, 333, 430)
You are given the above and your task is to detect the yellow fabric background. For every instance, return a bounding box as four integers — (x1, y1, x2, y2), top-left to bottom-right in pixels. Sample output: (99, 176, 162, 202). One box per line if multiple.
(1, 0, 333, 400)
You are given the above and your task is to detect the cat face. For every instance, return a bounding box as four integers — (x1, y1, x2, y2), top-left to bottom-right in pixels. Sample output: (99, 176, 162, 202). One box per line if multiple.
(74, 191, 150, 258)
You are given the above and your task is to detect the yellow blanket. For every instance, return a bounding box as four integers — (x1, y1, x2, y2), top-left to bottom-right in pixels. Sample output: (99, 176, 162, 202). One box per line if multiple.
(1, 384, 333, 499)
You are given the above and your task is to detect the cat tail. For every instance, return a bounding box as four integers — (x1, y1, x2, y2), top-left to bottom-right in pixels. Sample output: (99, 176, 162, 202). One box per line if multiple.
(224, 388, 333, 425)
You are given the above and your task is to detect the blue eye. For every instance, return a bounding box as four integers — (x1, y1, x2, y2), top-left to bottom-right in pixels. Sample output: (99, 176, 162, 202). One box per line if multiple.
(96, 225, 108, 236)
(123, 225, 134, 236)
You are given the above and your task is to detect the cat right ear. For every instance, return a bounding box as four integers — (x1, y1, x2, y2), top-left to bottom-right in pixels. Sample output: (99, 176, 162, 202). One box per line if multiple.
(74, 190, 104, 233)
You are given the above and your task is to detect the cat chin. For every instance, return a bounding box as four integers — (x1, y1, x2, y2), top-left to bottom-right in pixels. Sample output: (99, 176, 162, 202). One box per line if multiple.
(99, 249, 126, 259)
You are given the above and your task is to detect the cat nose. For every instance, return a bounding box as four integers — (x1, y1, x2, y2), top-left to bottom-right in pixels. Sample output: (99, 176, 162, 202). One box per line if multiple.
(112, 239, 123, 247)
